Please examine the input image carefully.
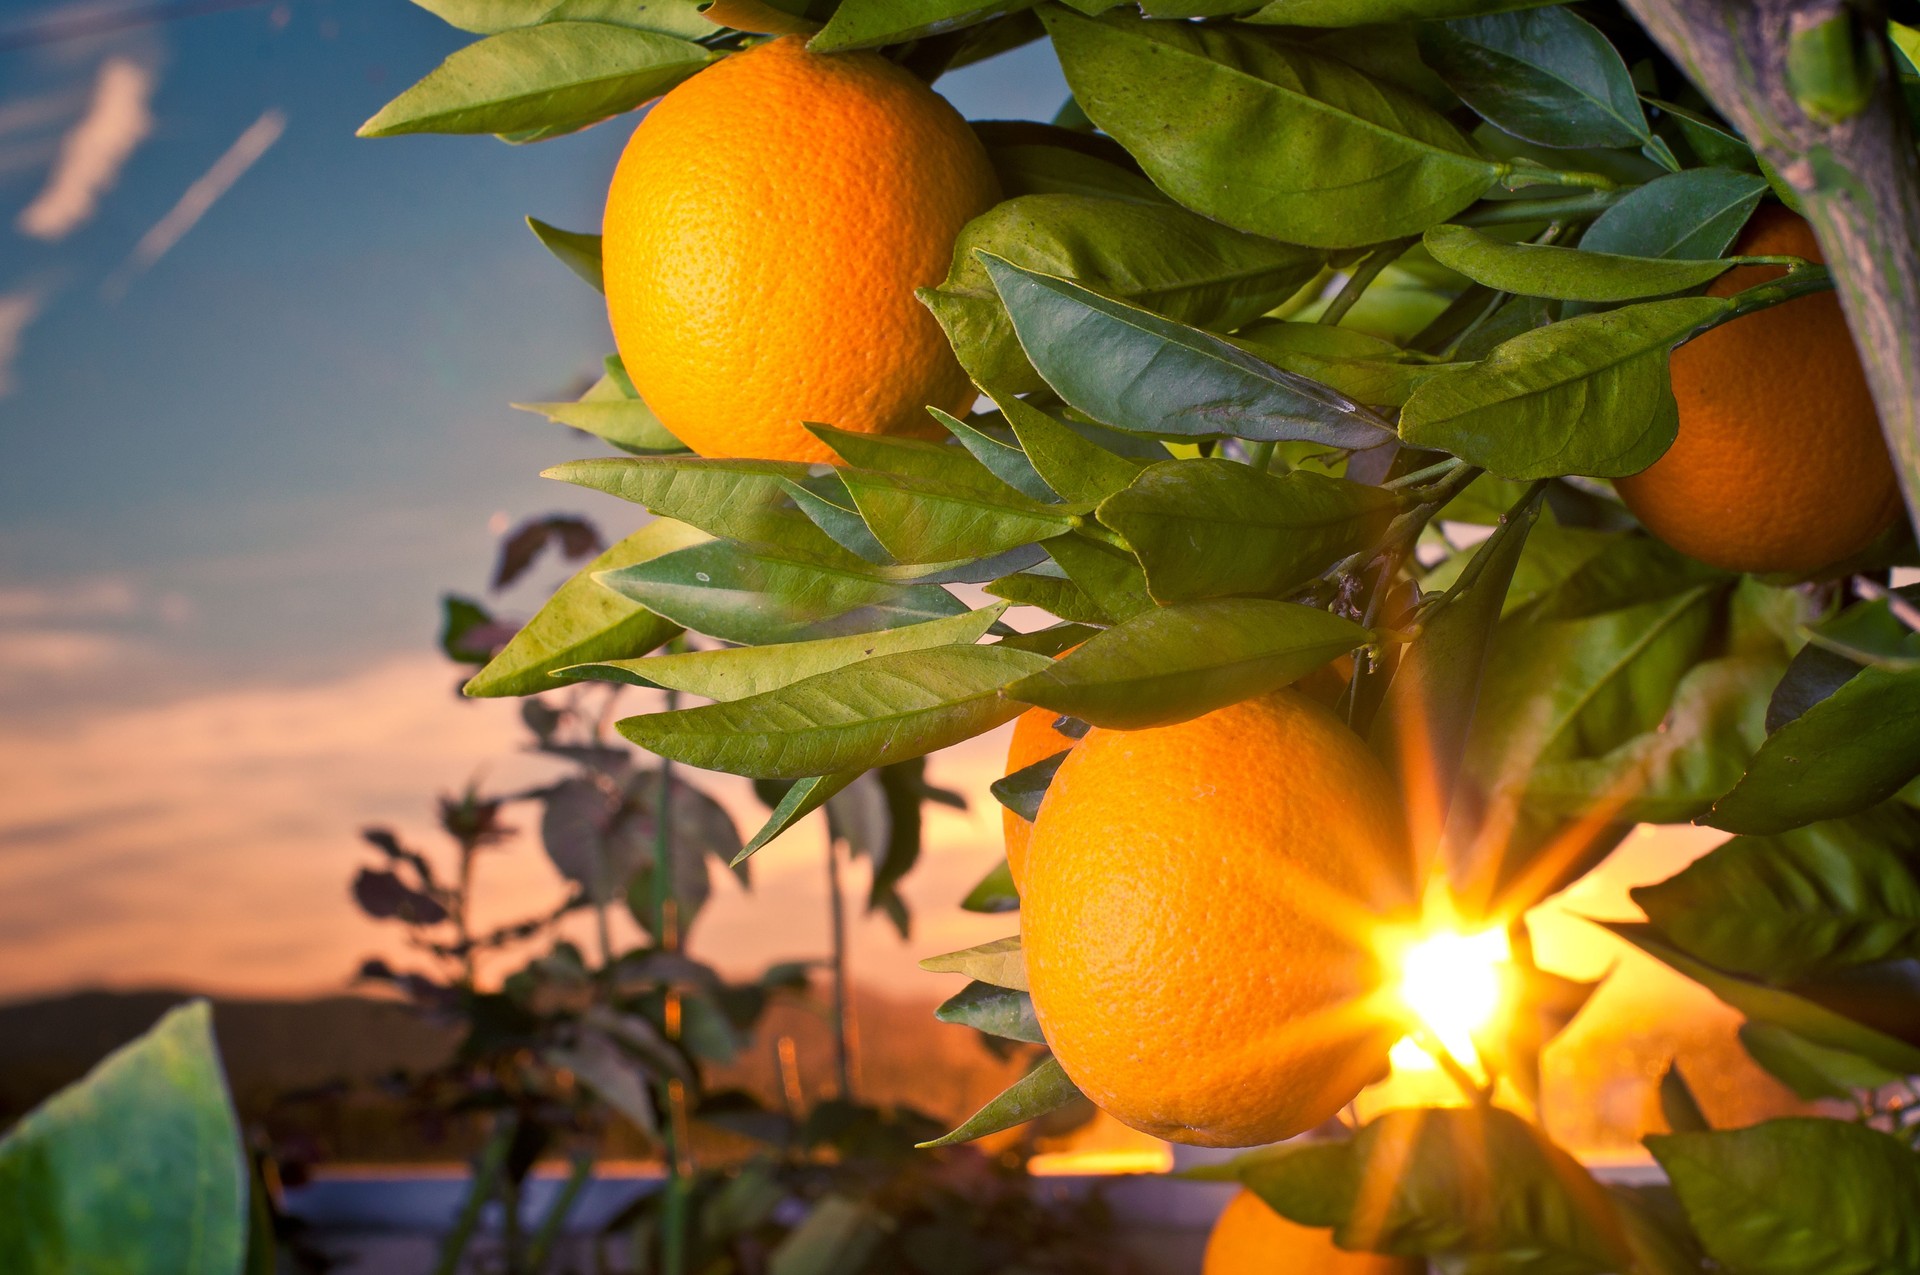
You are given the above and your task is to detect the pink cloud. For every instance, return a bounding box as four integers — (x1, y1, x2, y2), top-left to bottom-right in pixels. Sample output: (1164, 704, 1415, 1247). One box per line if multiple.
(14, 56, 155, 241)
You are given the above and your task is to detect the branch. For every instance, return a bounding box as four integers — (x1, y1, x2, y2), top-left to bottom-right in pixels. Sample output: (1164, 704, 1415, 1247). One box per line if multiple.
(1621, 0, 1920, 533)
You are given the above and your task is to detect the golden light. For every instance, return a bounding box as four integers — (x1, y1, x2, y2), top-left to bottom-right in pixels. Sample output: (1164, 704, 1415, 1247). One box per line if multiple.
(1389, 925, 1512, 1073)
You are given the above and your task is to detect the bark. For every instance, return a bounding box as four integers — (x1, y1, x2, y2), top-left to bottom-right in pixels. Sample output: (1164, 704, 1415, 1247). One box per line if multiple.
(1623, 0, 1920, 529)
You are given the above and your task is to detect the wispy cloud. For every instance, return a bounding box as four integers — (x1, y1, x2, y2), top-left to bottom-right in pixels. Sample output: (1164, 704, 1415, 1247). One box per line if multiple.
(14, 56, 156, 241)
(0, 288, 45, 399)
(0, 576, 139, 622)
(104, 107, 284, 299)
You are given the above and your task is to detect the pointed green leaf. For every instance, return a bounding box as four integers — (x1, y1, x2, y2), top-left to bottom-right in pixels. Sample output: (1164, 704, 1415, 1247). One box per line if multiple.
(1045, 531, 1154, 621)
(1099, 460, 1396, 603)
(1044, 9, 1506, 248)
(982, 255, 1395, 449)
(1243, 0, 1560, 23)
(808, 0, 1035, 52)
(616, 644, 1050, 778)
(545, 456, 852, 562)
(805, 422, 1005, 491)
(995, 392, 1149, 505)
(921, 191, 1322, 395)
(734, 773, 859, 865)
(358, 23, 715, 138)
(1232, 321, 1468, 408)
(916, 1057, 1081, 1148)
(935, 981, 1045, 1043)
(1650, 1121, 1920, 1275)
(933, 410, 1056, 503)
(989, 749, 1067, 822)
(1579, 167, 1769, 261)
(780, 474, 895, 565)
(1425, 224, 1737, 302)
(961, 860, 1020, 913)
(1006, 598, 1369, 729)
(598, 540, 971, 646)
(0, 1002, 246, 1275)
(919, 935, 1027, 989)
(984, 568, 1111, 625)
(837, 467, 1081, 565)
(413, 0, 719, 38)
(1418, 8, 1651, 151)
(565, 604, 1006, 699)
(466, 518, 703, 697)
(1400, 296, 1728, 480)
(1738, 1022, 1906, 1101)
(526, 216, 603, 291)
(516, 398, 687, 454)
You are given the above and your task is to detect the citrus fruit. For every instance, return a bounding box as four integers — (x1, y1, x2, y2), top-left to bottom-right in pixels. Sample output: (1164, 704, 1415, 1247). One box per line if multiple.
(1204, 1189, 1422, 1275)
(1022, 691, 1411, 1147)
(1001, 707, 1078, 892)
(601, 36, 998, 464)
(1615, 205, 1901, 574)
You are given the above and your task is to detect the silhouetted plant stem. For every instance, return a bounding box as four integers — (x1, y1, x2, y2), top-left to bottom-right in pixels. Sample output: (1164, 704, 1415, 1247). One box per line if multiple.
(826, 833, 854, 1102)
(434, 1111, 516, 1275)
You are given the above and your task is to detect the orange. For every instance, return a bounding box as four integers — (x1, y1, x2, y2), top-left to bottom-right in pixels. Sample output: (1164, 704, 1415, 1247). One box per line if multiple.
(1001, 706, 1078, 892)
(1022, 691, 1411, 1147)
(602, 37, 998, 463)
(1204, 1189, 1422, 1275)
(1616, 205, 1902, 574)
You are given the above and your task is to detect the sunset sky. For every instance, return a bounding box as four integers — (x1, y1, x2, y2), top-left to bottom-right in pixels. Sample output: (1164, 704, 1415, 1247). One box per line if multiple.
(0, 0, 1720, 1054)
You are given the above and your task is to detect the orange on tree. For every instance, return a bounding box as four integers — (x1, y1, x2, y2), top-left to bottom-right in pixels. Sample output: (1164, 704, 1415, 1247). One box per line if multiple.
(1021, 690, 1412, 1147)
(1615, 205, 1902, 574)
(601, 36, 999, 464)
(1204, 1189, 1423, 1275)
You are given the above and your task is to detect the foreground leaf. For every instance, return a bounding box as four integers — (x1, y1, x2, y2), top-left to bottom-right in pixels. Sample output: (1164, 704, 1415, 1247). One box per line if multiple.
(567, 604, 1006, 699)
(837, 466, 1081, 565)
(1425, 224, 1735, 302)
(616, 644, 1049, 778)
(1417, 8, 1651, 151)
(735, 773, 859, 865)
(1045, 9, 1505, 248)
(995, 392, 1149, 505)
(1099, 461, 1396, 602)
(414, 0, 719, 38)
(1738, 1021, 1906, 1101)
(0, 1002, 246, 1275)
(1233, 321, 1467, 408)
(1650, 1121, 1920, 1275)
(525, 216, 604, 291)
(598, 539, 971, 646)
(1400, 296, 1727, 479)
(983, 257, 1392, 448)
(808, 0, 1034, 51)
(546, 456, 849, 561)
(1006, 598, 1369, 729)
(919, 935, 1028, 990)
(517, 398, 686, 454)
(916, 1057, 1081, 1148)
(1244, 0, 1560, 22)
(935, 981, 1045, 1043)
(358, 23, 714, 138)
(1579, 167, 1770, 261)
(466, 519, 702, 696)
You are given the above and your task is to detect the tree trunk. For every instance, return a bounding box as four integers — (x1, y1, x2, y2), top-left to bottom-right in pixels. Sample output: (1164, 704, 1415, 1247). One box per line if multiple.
(1623, 0, 1920, 527)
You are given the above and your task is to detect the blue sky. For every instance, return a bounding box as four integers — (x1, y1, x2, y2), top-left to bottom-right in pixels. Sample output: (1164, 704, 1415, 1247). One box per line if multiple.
(0, 0, 1071, 718)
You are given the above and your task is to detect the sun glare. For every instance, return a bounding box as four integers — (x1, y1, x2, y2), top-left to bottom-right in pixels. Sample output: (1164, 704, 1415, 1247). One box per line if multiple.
(1392, 927, 1512, 1072)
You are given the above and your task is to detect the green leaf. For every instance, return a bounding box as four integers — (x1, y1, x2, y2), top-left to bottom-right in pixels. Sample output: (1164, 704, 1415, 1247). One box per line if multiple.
(598, 540, 972, 646)
(465, 519, 701, 697)
(1005, 598, 1369, 729)
(961, 859, 1020, 912)
(919, 935, 1027, 990)
(995, 392, 1148, 505)
(1232, 321, 1467, 408)
(357, 23, 715, 138)
(1650, 1120, 1920, 1275)
(1242, 0, 1561, 24)
(808, 0, 1034, 52)
(1399, 296, 1727, 480)
(1099, 460, 1396, 603)
(1578, 167, 1769, 260)
(1738, 1021, 1906, 1101)
(989, 749, 1066, 823)
(545, 456, 852, 562)
(1234, 1106, 1630, 1273)
(979, 137, 1167, 206)
(1659, 1063, 1710, 1134)
(1649, 98, 1757, 171)
(1425, 224, 1737, 302)
(1526, 534, 1732, 624)
(525, 216, 603, 291)
(0, 1002, 246, 1275)
(441, 594, 499, 664)
(781, 474, 895, 564)
(805, 422, 1004, 491)
(1605, 923, 1920, 1075)
(564, 604, 1007, 698)
(1708, 663, 1920, 835)
(1371, 483, 1542, 819)
(916, 1057, 1081, 1148)
(412, 0, 719, 39)
(921, 192, 1321, 396)
(516, 398, 687, 455)
(836, 467, 1081, 565)
(1633, 815, 1920, 981)
(1044, 9, 1506, 248)
(1417, 8, 1651, 151)
(934, 411, 1056, 503)
(1045, 531, 1156, 622)
(735, 773, 859, 866)
(616, 644, 1049, 778)
(935, 981, 1045, 1043)
(984, 569, 1110, 625)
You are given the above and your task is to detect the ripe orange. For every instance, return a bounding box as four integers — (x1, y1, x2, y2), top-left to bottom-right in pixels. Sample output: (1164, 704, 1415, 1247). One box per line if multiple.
(601, 37, 998, 464)
(1616, 205, 1901, 574)
(1001, 706, 1078, 892)
(1022, 691, 1411, 1147)
(1204, 1190, 1422, 1275)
